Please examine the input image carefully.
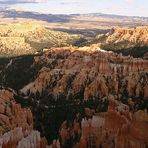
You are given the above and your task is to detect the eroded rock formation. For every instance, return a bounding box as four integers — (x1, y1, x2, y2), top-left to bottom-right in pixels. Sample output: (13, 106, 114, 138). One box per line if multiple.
(0, 89, 47, 148)
(0, 46, 147, 147)
(80, 98, 148, 148)
(58, 98, 148, 148)
(20, 47, 148, 103)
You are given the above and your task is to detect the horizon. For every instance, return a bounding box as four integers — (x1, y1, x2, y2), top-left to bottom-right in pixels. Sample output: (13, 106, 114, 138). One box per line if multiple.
(0, 0, 148, 17)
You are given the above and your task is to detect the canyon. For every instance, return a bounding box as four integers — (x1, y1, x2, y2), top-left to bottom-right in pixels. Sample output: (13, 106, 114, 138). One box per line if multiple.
(0, 24, 148, 148)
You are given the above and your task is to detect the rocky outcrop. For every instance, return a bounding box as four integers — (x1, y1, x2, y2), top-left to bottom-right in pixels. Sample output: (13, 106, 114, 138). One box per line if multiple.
(0, 127, 47, 148)
(20, 47, 148, 103)
(80, 98, 148, 148)
(0, 89, 33, 134)
(58, 98, 148, 148)
(97, 26, 148, 57)
(0, 89, 48, 147)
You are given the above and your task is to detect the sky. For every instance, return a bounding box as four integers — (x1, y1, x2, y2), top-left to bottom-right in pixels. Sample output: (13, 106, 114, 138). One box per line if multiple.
(0, 0, 148, 17)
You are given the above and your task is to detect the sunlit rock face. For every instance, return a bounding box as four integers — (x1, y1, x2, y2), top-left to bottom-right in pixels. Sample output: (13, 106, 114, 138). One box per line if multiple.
(0, 89, 47, 148)
(20, 47, 148, 103)
(97, 26, 148, 57)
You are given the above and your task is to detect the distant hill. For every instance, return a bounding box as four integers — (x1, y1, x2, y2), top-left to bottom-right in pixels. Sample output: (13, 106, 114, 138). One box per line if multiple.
(1, 8, 148, 25)
(1, 8, 148, 43)
(0, 8, 148, 30)
(0, 23, 83, 57)
(79, 13, 148, 20)
(0, 7, 148, 25)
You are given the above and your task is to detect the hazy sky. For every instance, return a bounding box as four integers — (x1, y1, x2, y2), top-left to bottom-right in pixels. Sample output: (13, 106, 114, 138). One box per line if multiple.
(0, 0, 148, 17)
